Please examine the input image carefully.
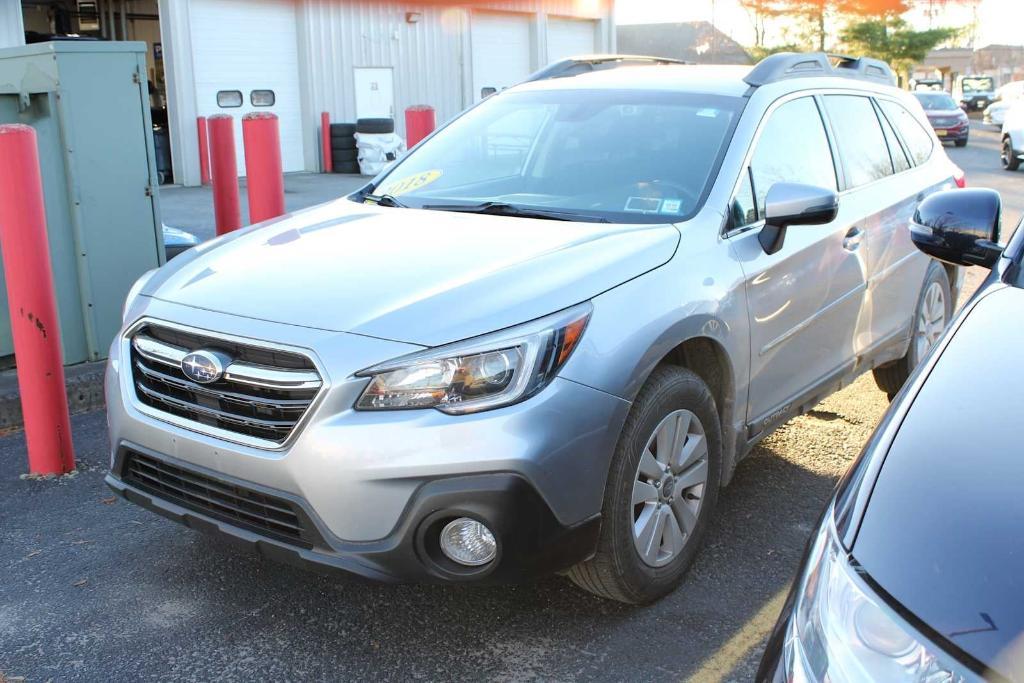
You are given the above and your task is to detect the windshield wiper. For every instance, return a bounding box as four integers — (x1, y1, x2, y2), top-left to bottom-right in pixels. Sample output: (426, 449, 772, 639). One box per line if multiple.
(363, 193, 408, 208)
(421, 201, 609, 223)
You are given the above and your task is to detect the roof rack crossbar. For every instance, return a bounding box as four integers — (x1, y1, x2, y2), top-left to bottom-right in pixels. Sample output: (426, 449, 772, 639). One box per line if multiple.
(744, 52, 896, 87)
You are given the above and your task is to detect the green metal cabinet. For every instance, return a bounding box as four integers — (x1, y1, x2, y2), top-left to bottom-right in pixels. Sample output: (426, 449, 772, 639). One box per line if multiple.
(0, 41, 163, 365)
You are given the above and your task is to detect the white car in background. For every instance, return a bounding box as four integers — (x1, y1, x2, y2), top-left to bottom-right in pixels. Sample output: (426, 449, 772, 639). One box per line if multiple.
(984, 80, 1024, 126)
(1001, 99, 1024, 171)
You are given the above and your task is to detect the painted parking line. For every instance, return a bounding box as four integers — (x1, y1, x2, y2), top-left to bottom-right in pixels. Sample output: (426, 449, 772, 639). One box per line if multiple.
(684, 586, 789, 683)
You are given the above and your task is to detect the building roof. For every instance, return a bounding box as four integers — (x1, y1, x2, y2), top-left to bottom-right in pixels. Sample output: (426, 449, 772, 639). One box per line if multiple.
(616, 22, 752, 65)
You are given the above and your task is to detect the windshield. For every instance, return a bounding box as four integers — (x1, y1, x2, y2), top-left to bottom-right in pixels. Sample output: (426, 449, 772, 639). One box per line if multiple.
(962, 77, 994, 94)
(367, 89, 744, 224)
(914, 93, 958, 110)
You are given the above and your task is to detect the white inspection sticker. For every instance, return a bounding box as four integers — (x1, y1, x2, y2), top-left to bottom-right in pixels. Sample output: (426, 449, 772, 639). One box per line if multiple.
(625, 196, 662, 213)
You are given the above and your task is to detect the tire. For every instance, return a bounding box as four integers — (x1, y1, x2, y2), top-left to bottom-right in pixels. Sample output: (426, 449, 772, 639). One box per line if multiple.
(331, 148, 358, 162)
(873, 261, 951, 400)
(330, 136, 356, 150)
(356, 117, 395, 134)
(330, 123, 356, 137)
(567, 365, 722, 604)
(1002, 136, 1021, 171)
(955, 137, 968, 147)
(333, 160, 361, 174)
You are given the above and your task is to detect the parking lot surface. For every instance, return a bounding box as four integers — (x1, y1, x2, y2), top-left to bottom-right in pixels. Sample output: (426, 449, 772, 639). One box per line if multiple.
(2, 123, 1020, 682)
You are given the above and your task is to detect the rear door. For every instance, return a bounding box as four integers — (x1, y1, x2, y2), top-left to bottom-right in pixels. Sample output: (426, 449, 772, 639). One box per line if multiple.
(821, 94, 931, 355)
(727, 95, 867, 439)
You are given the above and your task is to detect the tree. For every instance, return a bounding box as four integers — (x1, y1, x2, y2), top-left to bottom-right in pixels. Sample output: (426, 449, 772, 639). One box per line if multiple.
(841, 18, 958, 81)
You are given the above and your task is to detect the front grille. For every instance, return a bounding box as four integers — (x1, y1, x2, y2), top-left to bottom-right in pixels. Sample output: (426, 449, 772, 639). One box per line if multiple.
(129, 323, 322, 444)
(122, 451, 314, 547)
(933, 117, 959, 127)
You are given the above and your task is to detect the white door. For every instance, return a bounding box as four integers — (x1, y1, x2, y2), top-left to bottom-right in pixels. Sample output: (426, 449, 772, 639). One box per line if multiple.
(546, 18, 597, 63)
(353, 68, 395, 120)
(471, 12, 533, 102)
(189, 0, 304, 176)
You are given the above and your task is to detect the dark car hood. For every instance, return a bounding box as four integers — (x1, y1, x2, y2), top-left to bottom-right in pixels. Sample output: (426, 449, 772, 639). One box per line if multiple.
(925, 109, 964, 120)
(853, 286, 1024, 676)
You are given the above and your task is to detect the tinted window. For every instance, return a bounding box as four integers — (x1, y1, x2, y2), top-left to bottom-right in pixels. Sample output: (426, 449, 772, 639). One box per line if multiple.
(879, 100, 934, 166)
(824, 95, 892, 187)
(743, 97, 836, 224)
(876, 102, 912, 173)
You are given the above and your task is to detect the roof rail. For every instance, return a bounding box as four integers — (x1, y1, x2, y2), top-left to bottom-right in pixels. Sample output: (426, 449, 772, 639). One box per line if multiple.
(744, 52, 896, 87)
(524, 54, 689, 83)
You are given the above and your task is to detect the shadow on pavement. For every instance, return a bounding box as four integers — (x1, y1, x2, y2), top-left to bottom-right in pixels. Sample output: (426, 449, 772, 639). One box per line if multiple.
(0, 408, 841, 682)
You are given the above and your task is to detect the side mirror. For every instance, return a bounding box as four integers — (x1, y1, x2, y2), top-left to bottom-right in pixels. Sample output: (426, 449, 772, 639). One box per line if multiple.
(910, 188, 1003, 268)
(480, 86, 498, 99)
(759, 182, 839, 255)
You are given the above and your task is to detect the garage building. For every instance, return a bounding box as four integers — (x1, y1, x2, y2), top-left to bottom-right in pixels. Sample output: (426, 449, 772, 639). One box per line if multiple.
(3, 0, 614, 186)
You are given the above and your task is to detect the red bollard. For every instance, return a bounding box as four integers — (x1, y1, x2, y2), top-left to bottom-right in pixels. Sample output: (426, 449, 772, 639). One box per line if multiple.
(405, 105, 436, 148)
(207, 114, 241, 235)
(197, 116, 211, 186)
(321, 111, 332, 174)
(0, 125, 75, 475)
(242, 112, 285, 224)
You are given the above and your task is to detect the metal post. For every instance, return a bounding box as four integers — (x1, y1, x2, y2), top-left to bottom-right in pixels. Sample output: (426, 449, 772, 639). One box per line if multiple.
(242, 112, 285, 224)
(207, 115, 242, 234)
(197, 116, 211, 185)
(320, 112, 332, 173)
(0, 125, 76, 475)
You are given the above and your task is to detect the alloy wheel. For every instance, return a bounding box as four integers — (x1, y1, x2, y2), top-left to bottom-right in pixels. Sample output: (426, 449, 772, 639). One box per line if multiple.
(1002, 140, 1012, 169)
(914, 281, 946, 361)
(631, 409, 709, 568)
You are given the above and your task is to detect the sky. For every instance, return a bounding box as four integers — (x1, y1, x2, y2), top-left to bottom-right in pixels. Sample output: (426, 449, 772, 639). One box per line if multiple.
(614, 0, 1023, 49)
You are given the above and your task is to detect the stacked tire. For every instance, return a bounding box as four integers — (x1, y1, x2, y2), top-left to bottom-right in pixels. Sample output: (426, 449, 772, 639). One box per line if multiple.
(330, 123, 359, 174)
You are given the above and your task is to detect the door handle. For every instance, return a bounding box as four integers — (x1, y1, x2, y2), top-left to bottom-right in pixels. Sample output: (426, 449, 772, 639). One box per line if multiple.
(843, 227, 864, 251)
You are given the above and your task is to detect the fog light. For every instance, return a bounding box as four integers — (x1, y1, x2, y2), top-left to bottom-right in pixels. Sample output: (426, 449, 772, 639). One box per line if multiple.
(439, 517, 496, 566)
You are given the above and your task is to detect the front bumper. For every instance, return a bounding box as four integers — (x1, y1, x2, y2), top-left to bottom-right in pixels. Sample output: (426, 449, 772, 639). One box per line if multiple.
(106, 444, 600, 582)
(108, 300, 630, 581)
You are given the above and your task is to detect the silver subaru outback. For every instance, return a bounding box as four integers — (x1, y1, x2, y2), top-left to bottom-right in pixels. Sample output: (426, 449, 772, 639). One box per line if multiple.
(107, 53, 963, 603)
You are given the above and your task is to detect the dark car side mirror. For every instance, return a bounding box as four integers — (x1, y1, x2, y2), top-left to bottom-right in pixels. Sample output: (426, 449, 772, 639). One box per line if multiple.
(759, 183, 839, 255)
(910, 188, 1003, 269)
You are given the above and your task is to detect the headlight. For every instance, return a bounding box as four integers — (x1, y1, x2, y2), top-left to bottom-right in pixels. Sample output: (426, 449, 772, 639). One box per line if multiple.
(355, 303, 591, 414)
(786, 512, 980, 682)
(122, 268, 157, 323)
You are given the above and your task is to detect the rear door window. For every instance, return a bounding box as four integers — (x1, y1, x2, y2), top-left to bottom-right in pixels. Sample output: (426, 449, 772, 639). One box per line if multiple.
(879, 100, 934, 166)
(823, 95, 893, 187)
(739, 96, 837, 226)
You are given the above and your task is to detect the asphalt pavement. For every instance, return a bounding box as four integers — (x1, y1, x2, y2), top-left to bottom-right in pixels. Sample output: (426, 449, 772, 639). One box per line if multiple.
(1, 122, 1020, 683)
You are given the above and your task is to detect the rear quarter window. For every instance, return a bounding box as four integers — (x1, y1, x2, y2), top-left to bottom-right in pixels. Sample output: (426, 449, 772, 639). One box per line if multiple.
(879, 100, 934, 166)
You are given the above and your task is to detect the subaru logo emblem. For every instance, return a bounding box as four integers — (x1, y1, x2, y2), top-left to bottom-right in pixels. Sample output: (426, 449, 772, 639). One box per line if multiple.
(181, 350, 226, 384)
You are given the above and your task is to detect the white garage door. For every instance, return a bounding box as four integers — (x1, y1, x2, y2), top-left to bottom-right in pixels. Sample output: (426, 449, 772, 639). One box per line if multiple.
(190, 0, 304, 176)
(471, 12, 533, 102)
(546, 18, 598, 64)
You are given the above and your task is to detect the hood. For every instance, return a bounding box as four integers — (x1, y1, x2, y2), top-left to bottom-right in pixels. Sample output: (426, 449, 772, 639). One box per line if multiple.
(925, 109, 965, 119)
(144, 199, 680, 346)
(852, 286, 1024, 677)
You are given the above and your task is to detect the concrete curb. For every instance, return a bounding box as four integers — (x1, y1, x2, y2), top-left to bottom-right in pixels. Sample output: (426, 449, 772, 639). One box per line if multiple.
(0, 361, 106, 432)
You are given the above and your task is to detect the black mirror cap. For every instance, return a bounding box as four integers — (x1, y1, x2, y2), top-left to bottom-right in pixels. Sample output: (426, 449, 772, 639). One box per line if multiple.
(911, 188, 1003, 268)
(759, 183, 839, 254)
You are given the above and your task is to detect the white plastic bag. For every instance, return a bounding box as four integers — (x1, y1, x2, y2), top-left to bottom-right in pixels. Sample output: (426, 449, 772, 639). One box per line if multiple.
(354, 132, 406, 176)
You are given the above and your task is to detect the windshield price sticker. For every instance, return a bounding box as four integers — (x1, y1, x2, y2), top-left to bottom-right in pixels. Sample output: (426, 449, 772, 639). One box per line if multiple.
(381, 170, 442, 197)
